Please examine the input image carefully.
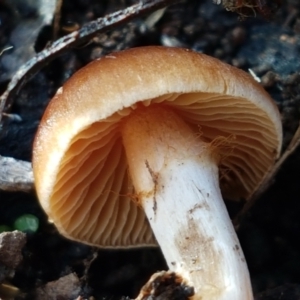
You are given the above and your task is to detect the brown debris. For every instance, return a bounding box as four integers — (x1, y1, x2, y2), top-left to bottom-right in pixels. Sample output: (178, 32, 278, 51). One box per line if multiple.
(0, 231, 26, 270)
(35, 273, 81, 300)
(136, 271, 194, 300)
(0, 231, 26, 284)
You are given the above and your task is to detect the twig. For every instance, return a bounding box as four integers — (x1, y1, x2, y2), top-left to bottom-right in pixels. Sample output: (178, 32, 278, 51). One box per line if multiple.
(0, 0, 182, 124)
(0, 46, 13, 57)
(234, 123, 300, 228)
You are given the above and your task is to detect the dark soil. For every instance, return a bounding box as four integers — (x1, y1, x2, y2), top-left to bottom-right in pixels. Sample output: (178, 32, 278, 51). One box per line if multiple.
(1, 0, 300, 299)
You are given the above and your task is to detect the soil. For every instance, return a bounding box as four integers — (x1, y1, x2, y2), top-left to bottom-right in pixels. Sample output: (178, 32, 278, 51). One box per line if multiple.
(0, 0, 300, 299)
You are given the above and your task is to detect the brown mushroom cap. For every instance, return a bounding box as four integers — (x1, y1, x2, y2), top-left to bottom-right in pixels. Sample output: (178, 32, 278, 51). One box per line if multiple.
(33, 46, 282, 247)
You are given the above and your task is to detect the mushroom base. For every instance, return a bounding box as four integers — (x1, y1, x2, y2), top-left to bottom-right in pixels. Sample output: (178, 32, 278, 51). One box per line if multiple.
(121, 105, 253, 300)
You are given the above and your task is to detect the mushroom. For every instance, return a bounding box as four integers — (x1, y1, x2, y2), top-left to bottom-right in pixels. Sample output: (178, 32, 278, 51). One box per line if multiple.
(33, 46, 282, 300)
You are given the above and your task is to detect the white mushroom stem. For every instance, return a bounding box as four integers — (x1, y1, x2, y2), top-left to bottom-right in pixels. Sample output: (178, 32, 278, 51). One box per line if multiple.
(121, 105, 253, 300)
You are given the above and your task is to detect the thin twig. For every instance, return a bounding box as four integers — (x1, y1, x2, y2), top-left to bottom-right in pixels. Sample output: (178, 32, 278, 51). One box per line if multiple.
(0, 46, 13, 57)
(0, 0, 181, 124)
(0, 0, 183, 193)
(234, 123, 300, 228)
